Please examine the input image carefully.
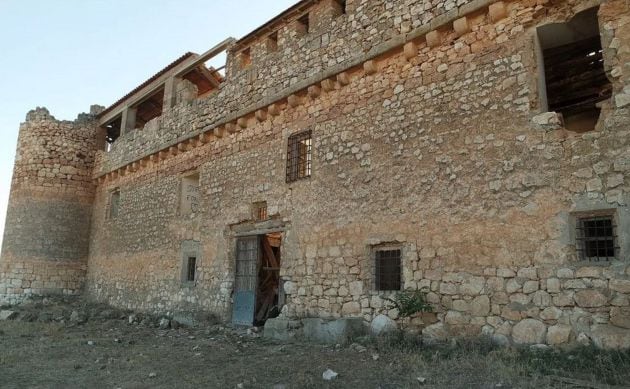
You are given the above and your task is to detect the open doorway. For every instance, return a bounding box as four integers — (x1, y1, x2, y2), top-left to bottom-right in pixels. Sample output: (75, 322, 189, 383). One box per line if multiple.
(537, 7, 612, 133)
(232, 233, 284, 326)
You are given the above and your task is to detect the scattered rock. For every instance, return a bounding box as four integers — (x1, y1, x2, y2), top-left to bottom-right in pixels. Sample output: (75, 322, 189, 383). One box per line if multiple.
(70, 310, 87, 324)
(422, 323, 448, 342)
(576, 333, 591, 346)
(532, 112, 562, 131)
(0, 310, 18, 321)
(158, 318, 170, 330)
(322, 369, 338, 381)
(19, 312, 38, 322)
(370, 314, 397, 336)
(349, 343, 367, 353)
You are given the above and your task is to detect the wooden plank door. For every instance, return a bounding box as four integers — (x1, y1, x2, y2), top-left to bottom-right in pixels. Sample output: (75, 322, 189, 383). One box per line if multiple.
(232, 236, 260, 326)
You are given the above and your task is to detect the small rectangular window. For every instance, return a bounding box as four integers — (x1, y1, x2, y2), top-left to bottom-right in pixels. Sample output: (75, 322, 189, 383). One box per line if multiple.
(180, 173, 200, 215)
(267, 31, 279, 52)
(253, 201, 268, 221)
(337, 0, 347, 14)
(286, 130, 312, 183)
(576, 216, 617, 261)
(240, 48, 251, 69)
(375, 249, 402, 291)
(186, 256, 197, 282)
(109, 189, 120, 219)
(298, 14, 310, 34)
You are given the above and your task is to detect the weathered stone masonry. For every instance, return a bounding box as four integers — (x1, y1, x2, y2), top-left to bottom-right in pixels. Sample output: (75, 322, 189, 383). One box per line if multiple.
(2, 0, 630, 348)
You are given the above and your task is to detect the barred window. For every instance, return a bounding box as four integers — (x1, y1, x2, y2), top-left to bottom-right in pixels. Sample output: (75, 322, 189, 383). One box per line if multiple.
(375, 249, 401, 291)
(186, 256, 197, 282)
(576, 216, 618, 261)
(253, 201, 268, 221)
(286, 130, 312, 183)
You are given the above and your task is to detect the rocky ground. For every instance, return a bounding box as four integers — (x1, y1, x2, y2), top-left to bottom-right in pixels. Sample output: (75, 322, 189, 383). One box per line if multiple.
(1, 297, 629, 389)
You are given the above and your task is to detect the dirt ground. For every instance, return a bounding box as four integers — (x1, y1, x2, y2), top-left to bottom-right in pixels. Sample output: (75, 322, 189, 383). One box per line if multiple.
(1, 298, 629, 389)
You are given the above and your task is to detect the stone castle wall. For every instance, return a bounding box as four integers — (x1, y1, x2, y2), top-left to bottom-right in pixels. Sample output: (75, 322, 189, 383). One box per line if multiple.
(0, 108, 99, 304)
(3, 0, 630, 348)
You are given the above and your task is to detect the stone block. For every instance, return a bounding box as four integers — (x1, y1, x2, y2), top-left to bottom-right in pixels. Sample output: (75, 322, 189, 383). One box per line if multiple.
(308, 85, 321, 98)
(512, 319, 547, 345)
(302, 317, 365, 343)
(370, 314, 398, 336)
(0, 310, 18, 321)
(321, 79, 335, 91)
(546, 278, 561, 293)
(363, 60, 377, 75)
(403, 41, 418, 60)
(488, 2, 507, 23)
(267, 103, 281, 116)
(426, 30, 442, 48)
(575, 290, 608, 308)
(453, 17, 470, 37)
(547, 325, 571, 345)
(460, 276, 485, 295)
(517, 267, 538, 280)
(540, 306, 562, 321)
(337, 72, 350, 86)
(610, 279, 630, 294)
(471, 295, 490, 316)
(287, 94, 302, 108)
(341, 301, 360, 315)
(264, 318, 292, 341)
(255, 109, 267, 122)
(591, 325, 630, 349)
(610, 307, 630, 329)
(422, 322, 448, 342)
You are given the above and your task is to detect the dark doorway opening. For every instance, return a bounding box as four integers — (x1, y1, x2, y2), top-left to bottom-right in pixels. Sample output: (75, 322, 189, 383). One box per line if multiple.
(537, 7, 612, 133)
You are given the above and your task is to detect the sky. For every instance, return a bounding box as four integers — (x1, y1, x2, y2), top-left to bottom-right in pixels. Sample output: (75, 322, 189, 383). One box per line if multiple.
(0, 0, 297, 249)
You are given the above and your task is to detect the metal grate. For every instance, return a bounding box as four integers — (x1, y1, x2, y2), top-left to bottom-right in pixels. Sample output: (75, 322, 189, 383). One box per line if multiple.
(375, 249, 401, 291)
(576, 216, 618, 261)
(286, 130, 312, 183)
(253, 201, 268, 221)
(235, 237, 259, 291)
(187, 257, 197, 282)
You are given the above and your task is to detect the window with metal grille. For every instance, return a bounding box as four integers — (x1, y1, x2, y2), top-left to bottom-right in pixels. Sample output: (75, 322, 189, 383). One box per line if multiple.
(253, 201, 268, 221)
(576, 216, 618, 261)
(186, 256, 197, 282)
(286, 130, 312, 183)
(375, 249, 402, 291)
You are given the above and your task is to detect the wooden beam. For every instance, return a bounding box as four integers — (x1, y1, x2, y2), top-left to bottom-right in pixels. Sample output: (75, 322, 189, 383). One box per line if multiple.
(261, 236, 279, 268)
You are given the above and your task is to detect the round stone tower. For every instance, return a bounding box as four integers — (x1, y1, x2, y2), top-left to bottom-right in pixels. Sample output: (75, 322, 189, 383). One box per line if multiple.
(0, 107, 100, 304)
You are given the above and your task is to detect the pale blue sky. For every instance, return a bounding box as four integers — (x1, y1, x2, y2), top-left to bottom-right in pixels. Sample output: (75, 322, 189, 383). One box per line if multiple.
(0, 0, 297, 248)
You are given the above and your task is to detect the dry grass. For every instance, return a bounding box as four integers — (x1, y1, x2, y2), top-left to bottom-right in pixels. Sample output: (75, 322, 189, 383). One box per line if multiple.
(1, 302, 629, 389)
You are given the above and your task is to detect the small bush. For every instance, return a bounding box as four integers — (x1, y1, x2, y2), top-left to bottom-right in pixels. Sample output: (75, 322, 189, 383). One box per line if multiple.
(385, 289, 432, 318)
